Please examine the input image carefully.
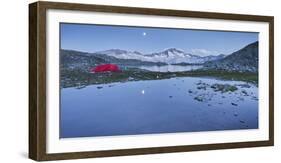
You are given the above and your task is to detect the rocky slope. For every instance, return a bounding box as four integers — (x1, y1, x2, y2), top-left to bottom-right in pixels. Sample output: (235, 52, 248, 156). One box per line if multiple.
(60, 49, 167, 71)
(204, 41, 258, 73)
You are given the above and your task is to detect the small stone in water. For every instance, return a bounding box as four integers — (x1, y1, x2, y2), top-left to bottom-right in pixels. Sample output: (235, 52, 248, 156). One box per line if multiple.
(251, 96, 258, 101)
(97, 86, 103, 89)
(196, 80, 203, 85)
(239, 120, 245, 123)
(169, 96, 173, 98)
(241, 90, 249, 96)
(197, 86, 207, 90)
(237, 84, 251, 88)
(194, 96, 204, 102)
(231, 103, 238, 106)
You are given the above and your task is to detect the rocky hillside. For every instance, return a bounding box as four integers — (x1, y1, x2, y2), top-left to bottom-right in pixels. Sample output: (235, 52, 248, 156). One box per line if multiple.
(60, 49, 167, 71)
(204, 41, 258, 73)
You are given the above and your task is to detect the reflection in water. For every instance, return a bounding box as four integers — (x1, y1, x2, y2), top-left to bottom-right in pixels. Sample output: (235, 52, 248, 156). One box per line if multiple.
(138, 65, 203, 72)
(60, 77, 258, 138)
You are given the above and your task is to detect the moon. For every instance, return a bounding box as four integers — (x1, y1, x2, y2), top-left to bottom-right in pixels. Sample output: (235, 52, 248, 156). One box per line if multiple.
(142, 32, 147, 36)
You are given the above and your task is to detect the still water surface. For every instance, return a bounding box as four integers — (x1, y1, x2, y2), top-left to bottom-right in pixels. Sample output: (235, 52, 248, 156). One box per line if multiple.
(60, 77, 258, 138)
(138, 65, 203, 72)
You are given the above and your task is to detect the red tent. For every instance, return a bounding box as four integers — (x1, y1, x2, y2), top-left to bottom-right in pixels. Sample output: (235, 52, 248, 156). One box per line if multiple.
(90, 64, 120, 73)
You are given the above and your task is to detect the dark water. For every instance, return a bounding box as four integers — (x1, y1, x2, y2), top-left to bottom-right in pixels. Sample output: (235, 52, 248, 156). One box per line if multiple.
(60, 77, 258, 138)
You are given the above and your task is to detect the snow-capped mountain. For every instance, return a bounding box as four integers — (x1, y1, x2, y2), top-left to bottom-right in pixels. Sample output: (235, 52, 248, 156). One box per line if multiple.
(146, 48, 195, 64)
(93, 48, 225, 64)
(93, 49, 145, 61)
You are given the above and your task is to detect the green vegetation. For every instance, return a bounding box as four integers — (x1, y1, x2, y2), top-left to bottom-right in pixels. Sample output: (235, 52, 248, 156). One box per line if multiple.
(183, 69, 258, 84)
(210, 84, 238, 93)
(60, 68, 258, 88)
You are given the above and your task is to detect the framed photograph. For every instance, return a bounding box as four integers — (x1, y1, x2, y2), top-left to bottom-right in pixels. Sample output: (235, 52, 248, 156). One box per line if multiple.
(29, 1, 274, 161)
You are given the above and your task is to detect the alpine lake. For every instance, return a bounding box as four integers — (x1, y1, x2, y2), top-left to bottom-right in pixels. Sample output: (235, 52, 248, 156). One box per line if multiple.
(60, 65, 258, 138)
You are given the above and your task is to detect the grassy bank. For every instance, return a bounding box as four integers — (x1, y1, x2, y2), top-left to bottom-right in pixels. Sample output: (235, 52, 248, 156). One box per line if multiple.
(60, 68, 258, 88)
(180, 70, 258, 84)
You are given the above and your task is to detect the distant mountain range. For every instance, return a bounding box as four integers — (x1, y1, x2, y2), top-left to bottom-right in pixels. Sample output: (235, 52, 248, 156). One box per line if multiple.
(92, 48, 225, 64)
(204, 41, 258, 73)
(60, 41, 258, 73)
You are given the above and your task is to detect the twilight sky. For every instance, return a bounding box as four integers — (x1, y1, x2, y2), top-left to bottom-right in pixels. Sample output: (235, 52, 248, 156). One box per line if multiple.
(60, 23, 258, 56)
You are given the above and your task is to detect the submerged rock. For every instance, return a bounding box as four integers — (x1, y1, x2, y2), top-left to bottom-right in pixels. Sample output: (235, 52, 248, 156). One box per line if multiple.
(237, 97, 244, 101)
(193, 91, 216, 103)
(196, 80, 203, 85)
(97, 86, 103, 89)
(196, 81, 209, 90)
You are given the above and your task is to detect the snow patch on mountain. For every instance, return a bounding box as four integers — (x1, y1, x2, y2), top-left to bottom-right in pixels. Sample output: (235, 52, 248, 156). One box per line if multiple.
(93, 48, 225, 64)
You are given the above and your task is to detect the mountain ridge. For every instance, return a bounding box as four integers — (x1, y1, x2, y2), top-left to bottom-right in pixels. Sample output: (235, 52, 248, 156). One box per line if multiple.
(91, 48, 225, 64)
